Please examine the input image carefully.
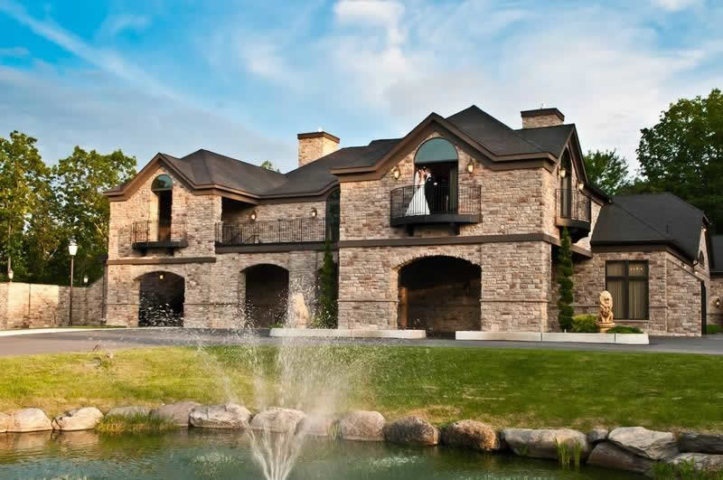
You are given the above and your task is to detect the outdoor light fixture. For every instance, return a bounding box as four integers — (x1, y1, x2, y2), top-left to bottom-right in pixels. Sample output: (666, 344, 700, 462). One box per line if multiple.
(392, 167, 401, 180)
(7, 270, 13, 282)
(559, 168, 567, 179)
(311, 208, 318, 218)
(250, 211, 257, 222)
(716, 298, 721, 308)
(68, 238, 78, 257)
(466, 160, 475, 174)
(577, 180, 584, 191)
(68, 238, 78, 326)
(83, 275, 89, 284)
(159, 273, 164, 281)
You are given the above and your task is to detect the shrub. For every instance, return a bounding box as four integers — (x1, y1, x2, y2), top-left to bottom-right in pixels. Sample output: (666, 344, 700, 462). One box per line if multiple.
(557, 228, 574, 332)
(315, 238, 338, 329)
(706, 324, 723, 335)
(572, 314, 600, 333)
(606, 325, 643, 334)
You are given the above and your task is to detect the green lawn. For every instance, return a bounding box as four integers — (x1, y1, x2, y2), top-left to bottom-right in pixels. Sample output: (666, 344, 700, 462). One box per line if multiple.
(0, 345, 721, 432)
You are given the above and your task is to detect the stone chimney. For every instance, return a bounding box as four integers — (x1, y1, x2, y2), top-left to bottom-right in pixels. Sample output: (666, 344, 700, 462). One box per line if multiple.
(520, 108, 565, 129)
(297, 130, 340, 167)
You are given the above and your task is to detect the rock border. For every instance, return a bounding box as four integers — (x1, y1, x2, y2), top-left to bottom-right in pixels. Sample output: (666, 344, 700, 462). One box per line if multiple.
(1, 404, 721, 476)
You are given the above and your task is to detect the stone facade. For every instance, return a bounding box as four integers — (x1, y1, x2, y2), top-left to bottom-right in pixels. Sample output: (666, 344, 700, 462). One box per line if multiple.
(710, 276, 723, 328)
(297, 132, 339, 167)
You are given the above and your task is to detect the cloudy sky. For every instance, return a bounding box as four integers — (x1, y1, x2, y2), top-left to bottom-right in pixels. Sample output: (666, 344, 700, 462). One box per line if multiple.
(1, 0, 721, 173)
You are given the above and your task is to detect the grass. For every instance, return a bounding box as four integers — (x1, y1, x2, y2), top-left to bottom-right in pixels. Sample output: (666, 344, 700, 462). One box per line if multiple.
(707, 325, 723, 335)
(96, 412, 176, 434)
(0, 345, 721, 432)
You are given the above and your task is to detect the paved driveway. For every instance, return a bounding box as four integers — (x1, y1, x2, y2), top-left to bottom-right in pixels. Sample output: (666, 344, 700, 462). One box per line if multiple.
(0, 328, 722, 357)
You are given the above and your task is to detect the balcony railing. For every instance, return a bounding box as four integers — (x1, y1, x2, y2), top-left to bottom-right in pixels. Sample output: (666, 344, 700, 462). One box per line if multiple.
(131, 220, 187, 251)
(556, 188, 592, 223)
(390, 185, 482, 229)
(216, 217, 337, 246)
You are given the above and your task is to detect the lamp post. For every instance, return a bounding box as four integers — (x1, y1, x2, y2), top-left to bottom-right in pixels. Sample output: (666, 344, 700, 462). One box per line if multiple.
(7, 269, 13, 282)
(68, 239, 78, 326)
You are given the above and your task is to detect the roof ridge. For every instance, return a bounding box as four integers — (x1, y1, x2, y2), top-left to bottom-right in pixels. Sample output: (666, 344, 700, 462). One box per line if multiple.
(453, 105, 548, 154)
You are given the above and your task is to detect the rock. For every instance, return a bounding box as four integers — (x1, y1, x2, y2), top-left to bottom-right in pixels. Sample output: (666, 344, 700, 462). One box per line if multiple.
(587, 442, 655, 474)
(669, 452, 723, 472)
(52, 407, 104, 431)
(383, 416, 440, 446)
(189, 404, 251, 429)
(300, 416, 336, 437)
(106, 406, 152, 418)
(608, 426, 678, 460)
(502, 428, 590, 460)
(587, 428, 608, 444)
(250, 408, 306, 434)
(7, 408, 52, 433)
(0, 413, 9, 433)
(339, 411, 385, 441)
(441, 420, 503, 451)
(679, 432, 723, 454)
(150, 401, 200, 427)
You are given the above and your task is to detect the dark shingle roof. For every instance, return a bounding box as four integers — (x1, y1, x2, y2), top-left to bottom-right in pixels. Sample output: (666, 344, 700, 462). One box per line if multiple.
(711, 236, 723, 273)
(592, 193, 706, 261)
(515, 124, 575, 157)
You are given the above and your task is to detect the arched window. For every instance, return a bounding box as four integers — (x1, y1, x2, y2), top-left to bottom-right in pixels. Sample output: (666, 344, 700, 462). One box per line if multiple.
(151, 174, 173, 191)
(152, 175, 173, 241)
(414, 138, 458, 165)
(560, 150, 573, 218)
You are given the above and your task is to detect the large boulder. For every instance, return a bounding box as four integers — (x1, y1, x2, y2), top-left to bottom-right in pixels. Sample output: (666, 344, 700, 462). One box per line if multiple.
(7, 408, 52, 433)
(441, 420, 503, 451)
(339, 411, 385, 441)
(502, 428, 590, 460)
(189, 404, 251, 429)
(0, 413, 9, 433)
(587, 428, 608, 445)
(669, 453, 723, 472)
(679, 432, 723, 454)
(608, 426, 678, 460)
(250, 408, 306, 434)
(52, 407, 104, 431)
(150, 401, 200, 427)
(587, 441, 655, 474)
(383, 416, 439, 446)
(106, 406, 151, 418)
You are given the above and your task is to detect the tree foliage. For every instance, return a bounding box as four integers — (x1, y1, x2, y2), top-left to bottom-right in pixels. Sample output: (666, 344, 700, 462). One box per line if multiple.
(315, 239, 338, 328)
(557, 228, 574, 332)
(260, 160, 280, 172)
(583, 149, 630, 195)
(636, 88, 723, 229)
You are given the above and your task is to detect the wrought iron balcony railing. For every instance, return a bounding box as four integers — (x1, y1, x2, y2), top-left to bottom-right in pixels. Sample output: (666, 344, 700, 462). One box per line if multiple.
(131, 219, 187, 250)
(390, 185, 482, 227)
(556, 188, 592, 223)
(216, 217, 338, 246)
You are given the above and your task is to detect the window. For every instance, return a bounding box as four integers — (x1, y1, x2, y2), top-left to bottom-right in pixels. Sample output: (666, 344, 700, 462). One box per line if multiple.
(151, 174, 173, 191)
(698, 251, 706, 267)
(414, 138, 458, 165)
(151, 175, 173, 241)
(605, 261, 649, 320)
(326, 188, 340, 242)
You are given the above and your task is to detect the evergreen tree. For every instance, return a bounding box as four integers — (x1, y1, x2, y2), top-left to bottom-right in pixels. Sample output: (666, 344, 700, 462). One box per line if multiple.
(557, 228, 574, 332)
(316, 238, 338, 328)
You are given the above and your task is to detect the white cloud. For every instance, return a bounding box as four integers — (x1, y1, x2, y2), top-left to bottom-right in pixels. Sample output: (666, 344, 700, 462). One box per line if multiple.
(0, 46, 29, 57)
(97, 14, 151, 38)
(650, 0, 702, 11)
(334, 0, 405, 44)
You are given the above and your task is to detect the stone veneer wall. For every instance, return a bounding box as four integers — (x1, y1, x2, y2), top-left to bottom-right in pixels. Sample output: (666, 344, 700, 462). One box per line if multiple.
(709, 276, 723, 327)
(0, 279, 104, 329)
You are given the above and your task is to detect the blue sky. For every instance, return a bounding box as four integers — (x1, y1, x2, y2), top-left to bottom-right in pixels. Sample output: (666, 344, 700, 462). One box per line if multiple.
(1, 0, 721, 173)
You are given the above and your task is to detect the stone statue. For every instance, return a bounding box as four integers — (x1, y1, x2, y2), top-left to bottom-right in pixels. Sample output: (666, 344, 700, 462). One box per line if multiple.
(597, 290, 615, 332)
(289, 292, 309, 328)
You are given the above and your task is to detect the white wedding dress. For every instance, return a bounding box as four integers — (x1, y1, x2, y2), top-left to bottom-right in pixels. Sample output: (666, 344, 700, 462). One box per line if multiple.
(406, 171, 430, 216)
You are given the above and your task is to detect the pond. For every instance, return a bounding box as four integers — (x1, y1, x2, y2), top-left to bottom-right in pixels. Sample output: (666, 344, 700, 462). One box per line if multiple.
(0, 429, 642, 480)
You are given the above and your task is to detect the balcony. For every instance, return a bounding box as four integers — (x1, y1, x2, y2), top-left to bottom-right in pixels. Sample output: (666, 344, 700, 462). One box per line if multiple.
(555, 188, 592, 241)
(390, 185, 481, 235)
(215, 217, 337, 247)
(131, 220, 188, 253)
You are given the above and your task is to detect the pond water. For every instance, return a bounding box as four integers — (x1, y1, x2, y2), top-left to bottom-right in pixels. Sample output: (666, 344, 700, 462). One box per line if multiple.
(0, 430, 642, 480)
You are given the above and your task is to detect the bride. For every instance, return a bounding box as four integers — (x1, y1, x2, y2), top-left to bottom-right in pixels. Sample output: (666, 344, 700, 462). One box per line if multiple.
(406, 168, 430, 216)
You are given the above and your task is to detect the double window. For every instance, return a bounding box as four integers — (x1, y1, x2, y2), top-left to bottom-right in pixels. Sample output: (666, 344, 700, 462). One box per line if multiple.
(605, 261, 649, 320)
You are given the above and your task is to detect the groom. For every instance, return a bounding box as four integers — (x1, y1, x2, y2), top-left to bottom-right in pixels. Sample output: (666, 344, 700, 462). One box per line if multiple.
(424, 169, 436, 213)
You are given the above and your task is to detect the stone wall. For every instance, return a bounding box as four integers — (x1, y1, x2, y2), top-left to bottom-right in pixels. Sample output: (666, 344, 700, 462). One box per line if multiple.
(0, 279, 104, 329)
(709, 276, 723, 327)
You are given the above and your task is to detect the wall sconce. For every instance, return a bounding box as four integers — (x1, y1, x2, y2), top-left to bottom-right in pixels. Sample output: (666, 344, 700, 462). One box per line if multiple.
(250, 211, 257, 222)
(311, 208, 318, 218)
(83, 275, 89, 284)
(716, 298, 721, 309)
(159, 273, 164, 281)
(559, 168, 567, 179)
(466, 160, 475, 174)
(577, 180, 584, 191)
(392, 167, 401, 180)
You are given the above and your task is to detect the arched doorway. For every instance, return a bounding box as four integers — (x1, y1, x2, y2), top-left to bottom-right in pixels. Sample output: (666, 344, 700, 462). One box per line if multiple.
(244, 264, 289, 327)
(397, 256, 481, 337)
(138, 271, 184, 326)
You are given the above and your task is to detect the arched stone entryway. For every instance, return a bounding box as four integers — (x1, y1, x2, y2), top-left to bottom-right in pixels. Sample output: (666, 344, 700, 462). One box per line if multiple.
(138, 271, 185, 327)
(397, 256, 481, 336)
(244, 264, 290, 327)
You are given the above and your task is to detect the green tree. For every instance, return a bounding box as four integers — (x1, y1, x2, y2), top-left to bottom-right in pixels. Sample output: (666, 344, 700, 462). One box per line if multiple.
(583, 149, 630, 195)
(557, 228, 574, 332)
(260, 160, 280, 172)
(315, 238, 338, 328)
(637, 88, 723, 229)
(53, 147, 136, 284)
(0, 131, 53, 281)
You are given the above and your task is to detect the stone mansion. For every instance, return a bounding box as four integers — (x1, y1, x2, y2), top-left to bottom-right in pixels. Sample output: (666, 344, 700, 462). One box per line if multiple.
(103, 106, 723, 336)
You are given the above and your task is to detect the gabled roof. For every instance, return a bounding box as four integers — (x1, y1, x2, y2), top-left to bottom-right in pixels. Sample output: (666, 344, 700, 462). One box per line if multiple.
(591, 193, 708, 261)
(515, 124, 576, 158)
(711, 236, 723, 274)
